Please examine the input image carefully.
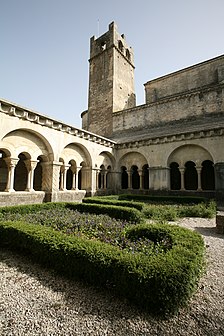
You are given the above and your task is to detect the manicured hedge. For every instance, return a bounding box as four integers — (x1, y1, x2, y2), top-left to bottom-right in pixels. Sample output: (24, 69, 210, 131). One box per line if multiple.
(0, 220, 205, 317)
(0, 202, 143, 224)
(118, 194, 208, 204)
(0, 202, 66, 215)
(83, 197, 145, 211)
(65, 202, 144, 223)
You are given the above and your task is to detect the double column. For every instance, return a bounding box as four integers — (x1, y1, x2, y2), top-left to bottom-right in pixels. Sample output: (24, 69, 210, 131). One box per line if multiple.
(4, 158, 18, 192)
(179, 166, 202, 191)
(25, 160, 38, 191)
(60, 165, 81, 191)
(4, 158, 38, 192)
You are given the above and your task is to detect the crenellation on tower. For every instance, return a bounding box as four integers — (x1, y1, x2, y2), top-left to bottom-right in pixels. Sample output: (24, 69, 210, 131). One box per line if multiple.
(83, 22, 136, 138)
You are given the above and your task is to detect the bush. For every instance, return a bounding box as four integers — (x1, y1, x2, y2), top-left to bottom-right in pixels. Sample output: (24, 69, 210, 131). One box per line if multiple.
(143, 205, 178, 221)
(83, 197, 145, 211)
(118, 194, 208, 204)
(143, 201, 216, 221)
(0, 202, 66, 215)
(0, 220, 205, 317)
(177, 201, 216, 219)
(65, 202, 144, 223)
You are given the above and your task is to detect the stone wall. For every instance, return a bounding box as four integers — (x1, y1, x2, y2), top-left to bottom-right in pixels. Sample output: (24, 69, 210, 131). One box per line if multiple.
(0, 191, 46, 206)
(145, 55, 224, 103)
(112, 83, 224, 134)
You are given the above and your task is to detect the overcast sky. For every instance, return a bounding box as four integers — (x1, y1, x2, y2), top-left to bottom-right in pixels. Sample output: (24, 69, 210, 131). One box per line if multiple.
(1, 0, 223, 127)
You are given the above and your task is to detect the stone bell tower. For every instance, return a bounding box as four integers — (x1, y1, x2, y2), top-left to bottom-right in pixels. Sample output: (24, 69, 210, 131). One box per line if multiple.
(82, 22, 136, 138)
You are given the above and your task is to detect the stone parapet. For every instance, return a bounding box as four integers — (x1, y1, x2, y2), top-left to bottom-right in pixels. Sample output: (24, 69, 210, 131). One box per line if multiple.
(0, 99, 116, 148)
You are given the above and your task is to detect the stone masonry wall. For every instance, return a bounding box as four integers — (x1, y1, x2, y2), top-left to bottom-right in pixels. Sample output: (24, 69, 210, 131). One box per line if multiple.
(112, 84, 224, 134)
(145, 55, 224, 103)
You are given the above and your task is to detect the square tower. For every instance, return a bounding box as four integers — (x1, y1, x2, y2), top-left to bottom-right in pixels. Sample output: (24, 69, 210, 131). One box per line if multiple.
(82, 22, 136, 138)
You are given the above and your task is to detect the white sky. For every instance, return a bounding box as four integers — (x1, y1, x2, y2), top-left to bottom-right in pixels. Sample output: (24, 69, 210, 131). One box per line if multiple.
(1, 0, 223, 127)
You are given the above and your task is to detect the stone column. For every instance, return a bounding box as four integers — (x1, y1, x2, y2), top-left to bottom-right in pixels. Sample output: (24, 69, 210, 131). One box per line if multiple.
(179, 168, 185, 191)
(62, 166, 69, 191)
(102, 172, 106, 189)
(127, 170, 132, 189)
(4, 158, 19, 192)
(71, 171, 76, 190)
(196, 166, 202, 191)
(75, 166, 81, 190)
(95, 169, 100, 191)
(59, 167, 64, 190)
(139, 170, 143, 190)
(24, 160, 38, 191)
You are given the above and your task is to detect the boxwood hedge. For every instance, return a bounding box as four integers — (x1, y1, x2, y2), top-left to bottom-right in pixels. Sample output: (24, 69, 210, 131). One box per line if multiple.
(0, 202, 144, 224)
(65, 202, 144, 223)
(83, 197, 145, 211)
(0, 217, 205, 317)
(118, 194, 208, 204)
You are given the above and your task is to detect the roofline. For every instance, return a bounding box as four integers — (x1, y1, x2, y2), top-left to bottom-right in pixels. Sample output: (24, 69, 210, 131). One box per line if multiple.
(144, 54, 224, 86)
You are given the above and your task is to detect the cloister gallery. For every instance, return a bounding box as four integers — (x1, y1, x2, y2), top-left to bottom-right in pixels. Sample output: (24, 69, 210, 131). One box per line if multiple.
(0, 22, 224, 206)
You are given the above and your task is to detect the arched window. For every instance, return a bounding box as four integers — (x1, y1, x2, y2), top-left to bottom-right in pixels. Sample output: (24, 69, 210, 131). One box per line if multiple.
(78, 169, 82, 190)
(66, 168, 73, 190)
(66, 160, 76, 190)
(201, 160, 215, 190)
(98, 165, 106, 189)
(58, 159, 64, 190)
(121, 166, 128, 189)
(106, 165, 111, 189)
(184, 161, 198, 190)
(0, 151, 8, 191)
(131, 165, 140, 189)
(14, 153, 28, 191)
(33, 156, 43, 191)
(118, 40, 124, 52)
(126, 49, 131, 60)
(170, 162, 181, 190)
(142, 164, 149, 189)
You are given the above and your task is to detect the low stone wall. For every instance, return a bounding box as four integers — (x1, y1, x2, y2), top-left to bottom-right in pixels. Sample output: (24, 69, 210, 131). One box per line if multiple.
(0, 191, 46, 207)
(216, 211, 224, 234)
(0, 190, 86, 207)
(49, 190, 86, 203)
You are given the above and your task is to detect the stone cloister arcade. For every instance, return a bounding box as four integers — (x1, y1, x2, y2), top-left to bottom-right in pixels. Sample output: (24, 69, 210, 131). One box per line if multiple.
(0, 130, 116, 199)
(0, 137, 217, 201)
(0, 98, 223, 206)
(117, 145, 215, 192)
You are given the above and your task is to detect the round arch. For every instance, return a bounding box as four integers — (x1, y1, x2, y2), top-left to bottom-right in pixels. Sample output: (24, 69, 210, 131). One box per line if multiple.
(96, 151, 115, 169)
(118, 151, 148, 170)
(1, 129, 53, 160)
(167, 144, 214, 167)
(60, 143, 92, 167)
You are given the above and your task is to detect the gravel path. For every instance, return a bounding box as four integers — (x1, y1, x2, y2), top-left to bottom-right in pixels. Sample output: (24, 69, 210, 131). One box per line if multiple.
(0, 218, 224, 336)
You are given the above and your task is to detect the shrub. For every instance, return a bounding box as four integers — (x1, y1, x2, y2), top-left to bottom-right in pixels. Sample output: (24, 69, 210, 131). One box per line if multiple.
(177, 201, 216, 219)
(143, 201, 216, 221)
(0, 202, 66, 215)
(0, 220, 205, 317)
(83, 197, 145, 211)
(143, 205, 178, 221)
(118, 194, 208, 204)
(65, 202, 144, 223)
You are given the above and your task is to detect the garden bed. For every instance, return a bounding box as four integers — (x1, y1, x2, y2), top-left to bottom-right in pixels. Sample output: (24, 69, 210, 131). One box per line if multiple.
(0, 202, 205, 317)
